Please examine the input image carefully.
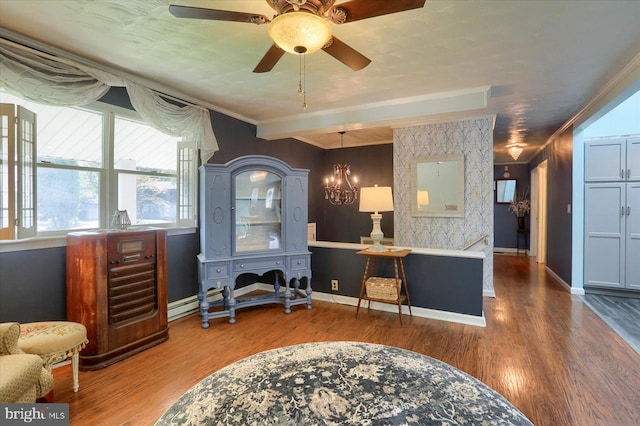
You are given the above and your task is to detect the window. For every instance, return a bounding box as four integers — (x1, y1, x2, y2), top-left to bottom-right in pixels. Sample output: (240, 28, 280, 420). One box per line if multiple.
(0, 92, 197, 240)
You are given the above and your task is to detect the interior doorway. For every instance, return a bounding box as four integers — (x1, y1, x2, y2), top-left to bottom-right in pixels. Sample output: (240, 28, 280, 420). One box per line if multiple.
(530, 160, 548, 263)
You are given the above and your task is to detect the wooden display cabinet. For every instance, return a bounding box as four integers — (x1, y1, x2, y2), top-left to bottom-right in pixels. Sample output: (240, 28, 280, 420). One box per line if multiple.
(198, 155, 312, 327)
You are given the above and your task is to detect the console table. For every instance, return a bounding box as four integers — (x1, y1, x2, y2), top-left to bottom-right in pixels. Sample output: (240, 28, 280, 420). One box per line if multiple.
(356, 249, 412, 324)
(516, 229, 528, 255)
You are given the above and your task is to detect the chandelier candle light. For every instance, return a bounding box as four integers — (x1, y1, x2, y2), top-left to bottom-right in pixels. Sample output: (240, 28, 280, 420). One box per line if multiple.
(359, 185, 394, 252)
(324, 131, 358, 205)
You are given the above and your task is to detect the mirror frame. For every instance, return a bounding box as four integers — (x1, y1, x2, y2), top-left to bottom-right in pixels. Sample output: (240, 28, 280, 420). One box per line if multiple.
(410, 154, 465, 218)
(495, 179, 517, 204)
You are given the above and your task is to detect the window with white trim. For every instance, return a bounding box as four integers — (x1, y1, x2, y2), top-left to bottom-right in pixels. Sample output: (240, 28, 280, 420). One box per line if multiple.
(0, 91, 197, 240)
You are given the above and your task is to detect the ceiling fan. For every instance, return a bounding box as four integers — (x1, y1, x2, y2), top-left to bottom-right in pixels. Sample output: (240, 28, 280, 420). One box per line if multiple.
(169, 0, 426, 73)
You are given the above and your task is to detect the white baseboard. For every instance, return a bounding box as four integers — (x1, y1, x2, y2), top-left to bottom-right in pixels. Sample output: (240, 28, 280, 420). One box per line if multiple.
(544, 266, 584, 294)
(483, 289, 496, 298)
(167, 284, 263, 322)
(312, 292, 486, 327)
(494, 247, 531, 256)
(169, 285, 486, 327)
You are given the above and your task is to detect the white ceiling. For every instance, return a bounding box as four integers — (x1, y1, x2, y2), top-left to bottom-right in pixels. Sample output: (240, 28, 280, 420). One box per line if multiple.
(1, 0, 639, 163)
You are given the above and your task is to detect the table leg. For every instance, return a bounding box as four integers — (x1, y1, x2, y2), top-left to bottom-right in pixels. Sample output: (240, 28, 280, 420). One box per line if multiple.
(399, 259, 412, 317)
(393, 259, 403, 325)
(356, 256, 371, 317)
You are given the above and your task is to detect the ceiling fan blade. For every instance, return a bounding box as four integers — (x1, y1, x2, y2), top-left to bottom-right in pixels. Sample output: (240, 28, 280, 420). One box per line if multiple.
(322, 37, 371, 71)
(335, 0, 426, 23)
(168, 5, 270, 24)
(253, 44, 286, 73)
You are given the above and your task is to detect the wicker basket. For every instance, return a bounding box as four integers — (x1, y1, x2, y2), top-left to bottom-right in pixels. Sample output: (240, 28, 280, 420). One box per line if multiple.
(365, 277, 401, 301)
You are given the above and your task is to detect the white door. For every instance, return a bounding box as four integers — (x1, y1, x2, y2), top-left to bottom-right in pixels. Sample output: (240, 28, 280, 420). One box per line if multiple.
(530, 167, 539, 257)
(538, 163, 548, 263)
(584, 183, 625, 288)
(626, 182, 640, 289)
(530, 161, 548, 263)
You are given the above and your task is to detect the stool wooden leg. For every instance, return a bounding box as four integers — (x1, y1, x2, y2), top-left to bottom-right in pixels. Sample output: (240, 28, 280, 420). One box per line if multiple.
(72, 352, 80, 392)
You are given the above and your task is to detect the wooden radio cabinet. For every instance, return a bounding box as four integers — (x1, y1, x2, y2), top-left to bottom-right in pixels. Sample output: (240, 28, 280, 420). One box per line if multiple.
(66, 228, 169, 370)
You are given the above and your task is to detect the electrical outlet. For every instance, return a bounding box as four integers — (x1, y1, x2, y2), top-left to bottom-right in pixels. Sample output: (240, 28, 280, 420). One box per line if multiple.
(331, 279, 339, 291)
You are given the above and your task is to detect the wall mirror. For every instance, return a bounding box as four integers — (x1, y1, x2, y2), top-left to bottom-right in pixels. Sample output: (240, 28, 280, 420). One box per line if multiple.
(495, 179, 517, 204)
(410, 154, 465, 217)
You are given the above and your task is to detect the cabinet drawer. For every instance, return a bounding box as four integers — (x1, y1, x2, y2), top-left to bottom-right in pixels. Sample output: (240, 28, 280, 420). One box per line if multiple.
(202, 278, 230, 290)
(205, 263, 230, 279)
(290, 255, 309, 271)
(234, 257, 286, 272)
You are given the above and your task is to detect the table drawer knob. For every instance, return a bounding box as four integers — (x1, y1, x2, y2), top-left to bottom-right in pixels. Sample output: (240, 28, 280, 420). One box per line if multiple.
(216, 268, 221, 273)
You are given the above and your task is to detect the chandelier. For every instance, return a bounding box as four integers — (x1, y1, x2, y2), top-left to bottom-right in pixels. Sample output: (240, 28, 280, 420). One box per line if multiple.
(324, 131, 358, 205)
(508, 145, 523, 160)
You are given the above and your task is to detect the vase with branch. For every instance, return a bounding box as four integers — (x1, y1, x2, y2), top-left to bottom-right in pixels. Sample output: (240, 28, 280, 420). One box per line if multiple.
(509, 193, 530, 230)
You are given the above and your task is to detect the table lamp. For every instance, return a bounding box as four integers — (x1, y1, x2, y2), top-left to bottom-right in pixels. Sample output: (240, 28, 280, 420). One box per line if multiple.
(359, 185, 394, 252)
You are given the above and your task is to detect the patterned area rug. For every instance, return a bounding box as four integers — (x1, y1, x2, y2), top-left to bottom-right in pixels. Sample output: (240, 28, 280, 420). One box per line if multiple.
(156, 341, 532, 425)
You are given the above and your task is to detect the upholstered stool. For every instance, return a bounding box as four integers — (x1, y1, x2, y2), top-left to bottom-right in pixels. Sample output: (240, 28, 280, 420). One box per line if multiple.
(18, 322, 88, 392)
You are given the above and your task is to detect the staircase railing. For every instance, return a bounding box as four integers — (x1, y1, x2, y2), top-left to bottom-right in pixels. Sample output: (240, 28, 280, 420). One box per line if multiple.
(462, 234, 489, 251)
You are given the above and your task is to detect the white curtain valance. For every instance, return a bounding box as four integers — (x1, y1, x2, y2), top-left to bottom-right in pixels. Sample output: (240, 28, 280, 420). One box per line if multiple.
(0, 41, 217, 162)
(0, 44, 110, 106)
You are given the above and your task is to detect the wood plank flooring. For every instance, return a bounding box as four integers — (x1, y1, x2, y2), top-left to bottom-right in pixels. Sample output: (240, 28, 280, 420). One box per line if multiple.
(52, 255, 640, 425)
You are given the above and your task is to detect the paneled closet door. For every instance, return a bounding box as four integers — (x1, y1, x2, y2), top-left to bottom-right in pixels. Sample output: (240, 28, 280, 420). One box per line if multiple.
(627, 138, 640, 181)
(626, 182, 640, 289)
(584, 139, 625, 182)
(584, 183, 625, 288)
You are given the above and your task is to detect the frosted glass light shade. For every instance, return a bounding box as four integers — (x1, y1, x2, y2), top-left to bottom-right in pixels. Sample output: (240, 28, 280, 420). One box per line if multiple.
(359, 186, 394, 214)
(268, 12, 332, 54)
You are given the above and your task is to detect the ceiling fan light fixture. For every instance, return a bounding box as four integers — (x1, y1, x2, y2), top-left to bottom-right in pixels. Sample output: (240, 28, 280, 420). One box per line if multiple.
(268, 12, 332, 55)
(508, 145, 523, 161)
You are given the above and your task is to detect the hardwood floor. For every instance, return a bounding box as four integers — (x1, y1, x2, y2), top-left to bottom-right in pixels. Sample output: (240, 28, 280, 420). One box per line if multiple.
(52, 255, 640, 425)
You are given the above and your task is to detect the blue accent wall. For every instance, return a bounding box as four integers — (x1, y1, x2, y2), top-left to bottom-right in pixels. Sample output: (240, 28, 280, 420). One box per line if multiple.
(317, 144, 394, 243)
(310, 246, 483, 317)
(529, 127, 573, 285)
(0, 247, 67, 323)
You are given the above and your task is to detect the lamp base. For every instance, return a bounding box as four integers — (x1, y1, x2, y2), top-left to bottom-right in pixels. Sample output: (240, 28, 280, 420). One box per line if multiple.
(367, 213, 386, 252)
(367, 242, 387, 252)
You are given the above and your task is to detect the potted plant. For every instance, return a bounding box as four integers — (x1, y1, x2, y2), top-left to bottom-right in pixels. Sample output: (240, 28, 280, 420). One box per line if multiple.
(509, 193, 530, 229)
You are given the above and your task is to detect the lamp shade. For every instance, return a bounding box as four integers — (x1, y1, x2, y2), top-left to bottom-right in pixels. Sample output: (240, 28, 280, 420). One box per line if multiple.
(417, 190, 429, 206)
(359, 186, 394, 213)
(268, 12, 332, 54)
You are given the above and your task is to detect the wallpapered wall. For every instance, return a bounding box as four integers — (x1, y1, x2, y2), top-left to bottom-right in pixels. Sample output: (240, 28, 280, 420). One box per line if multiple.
(393, 117, 495, 294)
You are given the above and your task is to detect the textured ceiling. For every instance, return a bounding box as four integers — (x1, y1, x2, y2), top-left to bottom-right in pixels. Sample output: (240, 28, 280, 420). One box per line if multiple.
(0, 0, 639, 163)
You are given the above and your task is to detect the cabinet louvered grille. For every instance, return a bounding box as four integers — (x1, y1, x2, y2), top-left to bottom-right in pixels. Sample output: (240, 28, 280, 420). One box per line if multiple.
(105, 231, 159, 326)
(108, 262, 157, 324)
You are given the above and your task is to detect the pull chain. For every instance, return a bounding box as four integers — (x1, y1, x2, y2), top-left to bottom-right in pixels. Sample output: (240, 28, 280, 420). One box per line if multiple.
(298, 52, 307, 110)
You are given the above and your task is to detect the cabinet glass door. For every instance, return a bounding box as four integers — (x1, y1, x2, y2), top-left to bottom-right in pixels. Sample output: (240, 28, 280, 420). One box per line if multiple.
(234, 170, 282, 252)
